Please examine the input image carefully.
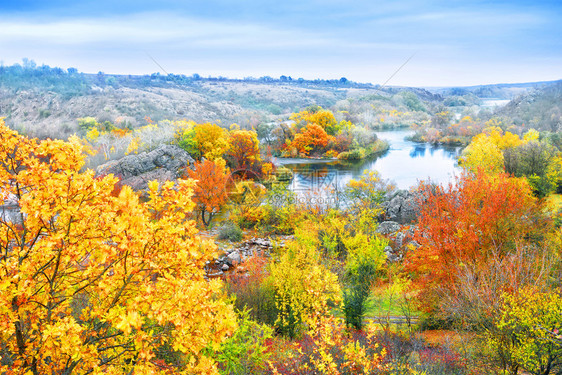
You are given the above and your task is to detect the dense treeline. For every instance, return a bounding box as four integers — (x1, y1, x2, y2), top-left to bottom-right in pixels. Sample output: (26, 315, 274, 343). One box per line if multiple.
(0, 60, 376, 97)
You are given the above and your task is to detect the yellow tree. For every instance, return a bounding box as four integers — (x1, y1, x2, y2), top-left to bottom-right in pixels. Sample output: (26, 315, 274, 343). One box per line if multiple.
(226, 130, 260, 170)
(0, 120, 236, 374)
(461, 133, 505, 174)
(290, 107, 339, 135)
(268, 224, 341, 338)
(495, 288, 562, 375)
(194, 123, 230, 162)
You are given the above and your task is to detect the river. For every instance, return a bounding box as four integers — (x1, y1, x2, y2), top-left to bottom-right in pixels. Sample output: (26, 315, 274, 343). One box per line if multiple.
(277, 130, 463, 196)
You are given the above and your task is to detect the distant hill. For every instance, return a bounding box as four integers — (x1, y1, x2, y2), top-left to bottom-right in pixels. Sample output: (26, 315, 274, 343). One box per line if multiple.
(0, 63, 440, 139)
(426, 80, 558, 99)
(3, 62, 559, 139)
(494, 80, 562, 132)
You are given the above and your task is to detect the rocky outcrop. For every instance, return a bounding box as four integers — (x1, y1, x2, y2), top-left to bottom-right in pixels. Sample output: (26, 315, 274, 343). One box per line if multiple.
(207, 236, 292, 278)
(382, 190, 423, 224)
(376, 220, 419, 262)
(96, 145, 195, 191)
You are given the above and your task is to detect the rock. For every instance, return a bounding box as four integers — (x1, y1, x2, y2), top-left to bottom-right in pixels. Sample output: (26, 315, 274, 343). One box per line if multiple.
(387, 195, 404, 221)
(384, 246, 400, 263)
(221, 264, 230, 272)
(376, 221, 402, 235)
(207, 271, 224, 278)
(226, 251, 241, 266)
(401, 196, 420, 223)
(120, 169, 176, 191)
(384, 190, 422, 224)
(96, 145, 195, 191)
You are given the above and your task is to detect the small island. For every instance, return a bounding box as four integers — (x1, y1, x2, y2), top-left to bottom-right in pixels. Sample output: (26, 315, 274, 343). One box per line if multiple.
(271, 105, 390, 161)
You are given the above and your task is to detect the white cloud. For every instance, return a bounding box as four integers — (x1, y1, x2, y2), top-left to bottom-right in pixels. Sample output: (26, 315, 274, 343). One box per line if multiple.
(0, 5, 559, 87)
(0, 13, 334, 49)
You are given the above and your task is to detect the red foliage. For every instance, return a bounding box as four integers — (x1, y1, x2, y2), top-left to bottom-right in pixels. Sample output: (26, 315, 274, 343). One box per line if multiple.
(290, 124, 333, 156)
(329, 134, 353, 153)
(226, 130, 260, 170)
(185, 160, 229, 227)
(406, 171, 544, 310)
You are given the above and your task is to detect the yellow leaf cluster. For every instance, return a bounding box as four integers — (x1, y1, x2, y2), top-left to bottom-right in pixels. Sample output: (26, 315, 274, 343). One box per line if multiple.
(268, 224, 341, 337)
(194, 122, 229, 162)
(461, 133, 505, 174)
(0, 120, 236, 374)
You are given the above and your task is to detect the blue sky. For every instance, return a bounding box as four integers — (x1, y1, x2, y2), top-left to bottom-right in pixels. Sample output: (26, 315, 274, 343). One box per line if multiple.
(1, 0, 561, 86)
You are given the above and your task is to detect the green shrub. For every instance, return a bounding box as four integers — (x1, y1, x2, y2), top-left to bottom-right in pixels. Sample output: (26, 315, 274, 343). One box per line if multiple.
(338, 148, 364, 161)
(225, 255, 277, 326)
(218, 222, 243, 242)
(213, 308, 273, 375)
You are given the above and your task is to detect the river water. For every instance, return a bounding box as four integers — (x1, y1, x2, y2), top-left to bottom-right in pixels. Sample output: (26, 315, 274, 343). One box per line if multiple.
(277, 130, 463, 196)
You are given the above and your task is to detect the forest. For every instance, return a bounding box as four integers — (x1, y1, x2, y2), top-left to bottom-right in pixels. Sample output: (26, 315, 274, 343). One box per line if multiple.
(1, 64, 562, 374)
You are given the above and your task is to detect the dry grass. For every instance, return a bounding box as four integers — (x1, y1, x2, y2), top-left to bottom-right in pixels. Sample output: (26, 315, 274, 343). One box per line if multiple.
(419, 330, 473, 348)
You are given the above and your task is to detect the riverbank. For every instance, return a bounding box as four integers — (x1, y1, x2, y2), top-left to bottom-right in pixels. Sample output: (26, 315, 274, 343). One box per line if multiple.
(279, 129, 462, 191)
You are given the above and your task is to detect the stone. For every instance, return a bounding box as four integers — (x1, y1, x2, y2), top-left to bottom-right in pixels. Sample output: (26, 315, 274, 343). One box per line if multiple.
(376, 221, 402, 235)
(120, 169, 176, 191)
(384, 190, 422, 224)
(387, 195, 404, 221)
(393, 232, 406, 249)
(226, 251, 242, 266)
(96, 145, 195, 191)
(384, 246, 399, 263)
(221, 264, 230, 272)
(401, 196, 420, 223)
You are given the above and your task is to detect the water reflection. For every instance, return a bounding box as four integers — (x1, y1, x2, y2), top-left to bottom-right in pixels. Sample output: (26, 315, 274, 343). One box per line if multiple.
(282, 129, 463, 193)
(410, 145, 426, 158)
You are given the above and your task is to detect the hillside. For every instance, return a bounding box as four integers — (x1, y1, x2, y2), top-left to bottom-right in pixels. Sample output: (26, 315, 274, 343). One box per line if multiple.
(495, 80, 562, 131)
(426, 81, 554, 99)
(1, 63, 440, 139)
(2, 63, 560, 140)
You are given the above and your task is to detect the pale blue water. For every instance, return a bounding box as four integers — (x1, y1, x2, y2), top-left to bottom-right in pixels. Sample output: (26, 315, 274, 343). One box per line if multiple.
(278, 130, 462, 193)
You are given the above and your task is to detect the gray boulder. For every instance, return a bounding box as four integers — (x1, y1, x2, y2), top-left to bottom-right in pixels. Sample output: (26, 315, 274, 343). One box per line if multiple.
(384, 190, 422, 224)
(226, 251, 242, 266)
(401, 195, 420, 223)
(386, 195, 404, 221)
(121, 169, 176, 191)
(376, 221, 402, 235)
(96, 145, 195, 191)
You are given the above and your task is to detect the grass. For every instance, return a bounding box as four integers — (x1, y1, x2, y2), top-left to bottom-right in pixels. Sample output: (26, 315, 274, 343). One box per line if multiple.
(365, 285, 420, 318)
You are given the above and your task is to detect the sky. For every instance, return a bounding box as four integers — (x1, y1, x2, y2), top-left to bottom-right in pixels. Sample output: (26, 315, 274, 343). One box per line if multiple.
(1, 0, 561, 87)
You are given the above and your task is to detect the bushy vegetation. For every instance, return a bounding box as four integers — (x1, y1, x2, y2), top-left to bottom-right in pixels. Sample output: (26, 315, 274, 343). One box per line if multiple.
(268, 105, 390, 159)
(2, 63, 562, 374)
(218, 222, 244, 242)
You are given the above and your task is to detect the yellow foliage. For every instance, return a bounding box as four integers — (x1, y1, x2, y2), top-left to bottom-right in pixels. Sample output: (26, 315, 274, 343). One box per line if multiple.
(126, 136, 140, 154)
(195, 122, 229, 162)
(0, 120, 236, 374)
(483, 126, 523, 150)
(490, 288, 562, 374)
(268, 224, 341, 337)
(290, 108, 340, 135)
(227, 129, 261, 168)
(85, 126, 100, 142)
(307, 315, 386, 374)
(523, 128, 540, 142)
(461, 133, 505, 174)
(261, 162, 273, 177)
